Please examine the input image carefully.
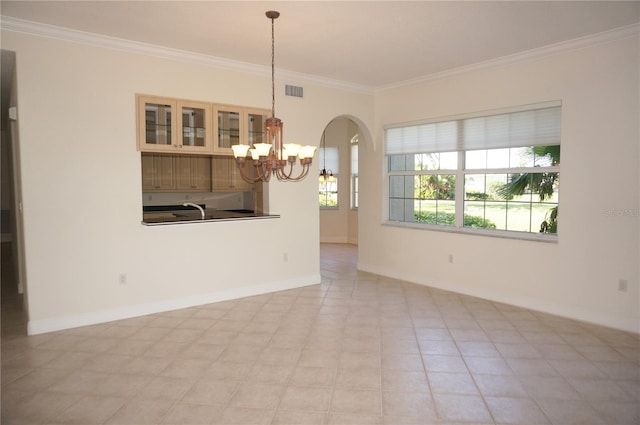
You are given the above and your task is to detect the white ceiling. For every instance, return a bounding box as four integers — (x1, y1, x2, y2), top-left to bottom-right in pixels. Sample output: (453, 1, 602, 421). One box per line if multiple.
(1, 1, 639, 88)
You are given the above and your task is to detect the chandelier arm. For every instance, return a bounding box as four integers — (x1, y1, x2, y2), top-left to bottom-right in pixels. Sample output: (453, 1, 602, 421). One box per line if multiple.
(274, 161, 311, 182)
(236, 159, 265, 184)
(257, 161, 272, 182)
(296, 163, 311, 181)
(279, 161, 294, 179)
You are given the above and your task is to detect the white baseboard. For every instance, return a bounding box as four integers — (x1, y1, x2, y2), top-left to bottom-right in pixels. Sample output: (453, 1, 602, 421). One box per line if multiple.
(358, 261, 639, 335)
(27, 274, 321, 335)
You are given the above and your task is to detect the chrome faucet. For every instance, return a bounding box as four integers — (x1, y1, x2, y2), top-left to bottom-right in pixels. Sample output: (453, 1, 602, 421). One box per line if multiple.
(183, 202, 205, 220)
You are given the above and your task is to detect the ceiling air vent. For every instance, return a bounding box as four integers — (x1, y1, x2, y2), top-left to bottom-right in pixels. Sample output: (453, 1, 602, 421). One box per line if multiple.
(285, 84, 304, 98)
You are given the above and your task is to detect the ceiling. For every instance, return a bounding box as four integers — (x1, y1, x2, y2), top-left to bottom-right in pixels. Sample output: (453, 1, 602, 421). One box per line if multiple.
(1, 1, 639, 89)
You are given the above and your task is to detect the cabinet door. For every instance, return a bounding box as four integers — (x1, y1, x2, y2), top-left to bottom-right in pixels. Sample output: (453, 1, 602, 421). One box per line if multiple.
(212, 157, 254, 192)
(141, 154, 175, 191)
(213, 105, 243, 155)
(246, 109, 269, 147)
(211, 157, 233, 190)
(176, 156, 211, 191)
(137, 95, 177, 152)
(177, 101, 213, 154)
(231, 161, 254, 191)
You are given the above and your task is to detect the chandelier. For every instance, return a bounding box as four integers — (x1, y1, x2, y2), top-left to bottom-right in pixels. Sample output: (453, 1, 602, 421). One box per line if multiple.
(232, 11, 316, 183)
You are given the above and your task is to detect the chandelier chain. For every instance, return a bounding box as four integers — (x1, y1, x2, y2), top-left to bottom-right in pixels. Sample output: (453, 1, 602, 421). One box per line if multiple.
(271, 15, 275, 119)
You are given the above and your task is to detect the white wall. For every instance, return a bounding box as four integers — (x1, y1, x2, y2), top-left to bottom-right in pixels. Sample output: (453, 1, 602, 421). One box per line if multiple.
(1, 30, 373, 334)
(360, 35, 640, 333)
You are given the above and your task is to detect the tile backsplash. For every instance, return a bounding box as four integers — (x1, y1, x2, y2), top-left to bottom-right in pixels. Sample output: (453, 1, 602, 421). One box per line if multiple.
(142, 191, 253, 211)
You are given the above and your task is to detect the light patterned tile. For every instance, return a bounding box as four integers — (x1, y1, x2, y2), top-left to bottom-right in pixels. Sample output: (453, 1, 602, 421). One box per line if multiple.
(160, 402, 223, 425)
(53, 395, 126, 424)
(381, 370, 427, 392)
(548, 359, 608, 379)
(568, 377, 633, 401)
(538, 399, 607, 425)
(136, 376, 194, 400)
(211, 406, 274, 425)
(247, 363, 294, 384)
(337, 367, 382, 390)
(290, 366, 336, 387)
(279, 386, 332, 411)
(485, 396, 550, 424)
(328, 413, 383, 424)
(589, 400, 640, 425)
(272, 410, 326, 425)
(381, 391, 436, 419)
(330, 389, 381, 415)
(519, 375, 581, 401)
(182, 379, 240, 405)
(473, 374, 528, 397)
(229, 382, 283, 409)
(8, 391, 82, 423)
(104, 398, 173, 425)
(422, 354, 468, 373)
(428, 372, 479, 395)
(432, 393, 492, 423)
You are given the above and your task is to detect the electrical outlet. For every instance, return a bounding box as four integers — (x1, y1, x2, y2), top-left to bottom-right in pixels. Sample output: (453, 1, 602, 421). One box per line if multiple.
(119, 273, 127, 285)
(448, 254, 453, 264)
(618, 279, 628, 292)
(283, 252, 288, 262)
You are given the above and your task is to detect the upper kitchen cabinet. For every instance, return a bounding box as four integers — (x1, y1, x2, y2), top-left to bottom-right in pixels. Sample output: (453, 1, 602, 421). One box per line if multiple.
(213, 105, 270, 156)
(137, 95, 213, 154)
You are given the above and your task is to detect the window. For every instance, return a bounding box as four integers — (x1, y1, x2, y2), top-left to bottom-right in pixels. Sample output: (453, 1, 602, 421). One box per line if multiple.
(350, 134, 359, 209)
(319, 146, 339, 208)
(385, 102, 560, 238)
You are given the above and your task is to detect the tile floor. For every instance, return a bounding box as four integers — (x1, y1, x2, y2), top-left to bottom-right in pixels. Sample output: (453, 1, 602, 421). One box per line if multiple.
(2, 243, 639, 424)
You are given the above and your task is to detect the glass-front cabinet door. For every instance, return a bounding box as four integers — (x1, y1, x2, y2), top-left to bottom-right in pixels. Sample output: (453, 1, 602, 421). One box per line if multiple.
(177, 100, 212, 153)
(247, 109, 269, 147)
(214, 105, 242, 155)
(213, 106, 270, 156)
(138, 95, 177, 151)
(137, 95, 212, 153)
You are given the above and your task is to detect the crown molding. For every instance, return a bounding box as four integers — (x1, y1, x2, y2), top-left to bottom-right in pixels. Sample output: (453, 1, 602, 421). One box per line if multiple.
(0, 15, 374, 95)
(2, 15, 637, 95)
(376, 23, 640, 93)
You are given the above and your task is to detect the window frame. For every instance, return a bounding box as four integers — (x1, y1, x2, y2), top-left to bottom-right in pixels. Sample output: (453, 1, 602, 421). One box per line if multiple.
(319, 145, 339, 209)
(383, 102, 560, 242)
(350, 134, 359, 210)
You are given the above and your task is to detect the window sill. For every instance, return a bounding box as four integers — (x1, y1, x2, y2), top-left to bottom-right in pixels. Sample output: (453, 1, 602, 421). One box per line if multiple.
(383, 220, 558, 243)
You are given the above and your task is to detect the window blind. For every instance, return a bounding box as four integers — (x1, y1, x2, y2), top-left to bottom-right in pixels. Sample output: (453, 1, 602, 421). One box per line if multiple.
(385, 105, 561, 154)
(351, 144, 358, 175)
(319, 147, 339, 174)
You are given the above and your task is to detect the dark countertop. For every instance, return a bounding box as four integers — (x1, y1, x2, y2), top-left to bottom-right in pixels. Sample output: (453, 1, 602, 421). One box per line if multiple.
(141, 209, 279, 225)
